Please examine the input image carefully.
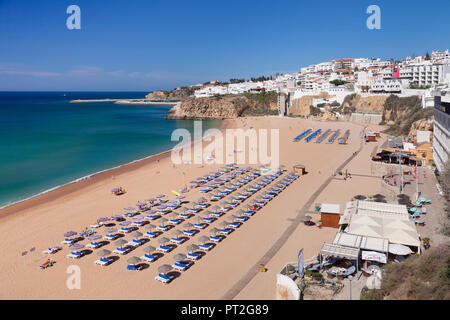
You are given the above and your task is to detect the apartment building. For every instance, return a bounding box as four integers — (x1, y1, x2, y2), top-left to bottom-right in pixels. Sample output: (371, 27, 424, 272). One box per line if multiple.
(433, 87, 450, 172)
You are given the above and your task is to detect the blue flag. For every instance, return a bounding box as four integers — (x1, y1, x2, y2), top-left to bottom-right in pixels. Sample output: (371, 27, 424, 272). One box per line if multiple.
(298, 248, 304, 277)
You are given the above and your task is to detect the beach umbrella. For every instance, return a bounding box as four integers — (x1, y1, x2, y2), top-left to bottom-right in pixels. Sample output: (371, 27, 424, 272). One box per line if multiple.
(133, 215, 144, 220)
(174, 253, 187, 261)
(230, 214, 238, 220)
(158, 217, 168, 224)
(183, 222, 194, 229)
(353, 195, 367, 200)
(130, 231, 143, 238)
(195, 216, 204, 222)
(209, 227, 219, 235)
(115, 239, 127, 247)
(64, 231, 77, 237)
(157, 205, 167, 210)
(119, 221, 131, 226)
(190, 202, 199, 208)
(97, 249, 111, 257)
(179, 207, 188, 213)
(97, 217, 110, 223)
(158, 264, 172, 274)
(236, 209, 245, 215)
(198, 236, 209, 243)
(124, 207, 136, 211)
(167, 212, 178, 218)
(157, 194, 165, 198)
(143, 245, 156, 253)
(186, 244, 199, 252)
(127, 257, 141, 265)
(172, 230, 183, 236)
(145, 209, 157, 214)
(69, 244, 84, 250)
(212, 205, 221, 211)
(176, 195, 185, 199)
(105, 228, 117, 233)
(202, 210, 212, 216)
(88, 234, 102, 241)
(301, 215, 312, 222)
(389, 244, 414, 255)
(219, 221, 229, 227)
(145, 224, 156, 230)
(158, 237, 169, 244)
(112, 214, 123, 219)
(136, 202, 146, 206)
(197, 197, 207, 203)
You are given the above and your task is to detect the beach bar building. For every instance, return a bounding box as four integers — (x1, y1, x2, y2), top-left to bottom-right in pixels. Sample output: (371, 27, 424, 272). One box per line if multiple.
(320, 203, 341, 228)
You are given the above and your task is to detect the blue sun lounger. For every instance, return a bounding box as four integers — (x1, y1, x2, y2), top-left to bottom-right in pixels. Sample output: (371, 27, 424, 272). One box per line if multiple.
(103, 234, 119, 240)
(203, 217, 215, 223)
(187, 252, 201, 260)
(113, 247, 130, 255)
(194, 223, 207, 229)
(210, 212, 223, 218)
(170, 237, 185, 244)
(119, 227, 133, 233)
(199, 243, 214, 251)
(228, 222, 241, 228)
(197, 203, 209, 208)
(141, 254, 157, 262)
(210, 235, 222, 242)
(133, 221, 146, 227)
(183, 230, 195, 236)
(127, 264, 143, 271)
(94, 257, 112, 266)
(157, 245, 172, 253)
(146, 215, 159, 220)
(168, 219, 182, 225)
(145, 231, 158, 238)
(188, 208, 201, 213)
(179, 213, 191, 219)
(157, 225, 169, 232)
(236, 216, 248, 222)
(87, 241, 102, 249)
(173, 260, 193, 271)
(219, 228, 233, 235)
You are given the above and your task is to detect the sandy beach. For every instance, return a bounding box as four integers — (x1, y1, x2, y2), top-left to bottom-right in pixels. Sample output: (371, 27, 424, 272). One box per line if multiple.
(0, 116, 385, 300)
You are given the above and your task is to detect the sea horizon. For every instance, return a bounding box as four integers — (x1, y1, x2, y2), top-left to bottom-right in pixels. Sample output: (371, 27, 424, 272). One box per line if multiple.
(0, 91, 221, 209)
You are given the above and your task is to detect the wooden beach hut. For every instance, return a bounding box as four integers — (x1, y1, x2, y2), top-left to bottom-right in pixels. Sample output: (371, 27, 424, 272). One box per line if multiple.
(320, 203, 341, 228)
(293, 164, 306, 176)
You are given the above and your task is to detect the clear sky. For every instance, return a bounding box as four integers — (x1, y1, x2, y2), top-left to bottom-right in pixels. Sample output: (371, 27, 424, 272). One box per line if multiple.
(1, 0, 449, 91)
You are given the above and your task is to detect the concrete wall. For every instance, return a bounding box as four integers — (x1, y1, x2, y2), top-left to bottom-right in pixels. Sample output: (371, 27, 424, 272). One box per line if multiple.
(370, 160, 411, 177)
(350, 112, 383, 125)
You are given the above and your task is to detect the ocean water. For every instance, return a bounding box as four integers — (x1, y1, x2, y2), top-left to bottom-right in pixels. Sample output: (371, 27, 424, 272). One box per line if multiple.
(0, 92, 221, 208)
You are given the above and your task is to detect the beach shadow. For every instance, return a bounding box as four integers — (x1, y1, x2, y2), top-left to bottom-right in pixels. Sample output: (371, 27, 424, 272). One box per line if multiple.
(104, 223, 116, 227)
(178, 237, 189, 243)
(152, 252, 164, 261)
(167, 271, 182, 280)
(167, 244, 177, 251)
(80, 249, 93, 256)
(137, 263, 150, 270)
(116, 233, 125, 239)
(98, 241, 109, 248)
(194, 251, 207, 258)
(108, 255, 120, 264)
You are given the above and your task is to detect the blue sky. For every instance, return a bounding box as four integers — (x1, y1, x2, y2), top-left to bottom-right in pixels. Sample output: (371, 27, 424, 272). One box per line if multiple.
(1, 0, 449, 91)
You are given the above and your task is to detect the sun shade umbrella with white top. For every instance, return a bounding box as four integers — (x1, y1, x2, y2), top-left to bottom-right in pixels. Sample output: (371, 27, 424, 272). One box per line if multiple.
(130, 231, 143, 238)
(172, 230, 183, 236)
(120, 221, 131, 226)
(124, 207, 136, 211)
(158, 217, 168, 225)
(144, 245, 156, 253)
(69, 244, 84, 250)
(158, 264, 172, 274)
(115, 239, 127, 247)
(389, 243, 414, 255)
(145, 224, 156, 230)
(183, 222, 193, 229)
(186, 244, 199, 252)
(64, 231, 77, 237)
(97, 249, 111, 257)
(97, 217, 110, 223)
(219, 221, 229, 227)
(127, 257, 141, 265)
(88, 235, 102, 241)
(174, 253, 187, 261)
(209, 227, 219, 235)
(158, 237, 169, 244)
(198, 236, 209, 243)
(179, 207, 188, 213)
(105, 227, 118, 233)
(133, 215, 144, 220)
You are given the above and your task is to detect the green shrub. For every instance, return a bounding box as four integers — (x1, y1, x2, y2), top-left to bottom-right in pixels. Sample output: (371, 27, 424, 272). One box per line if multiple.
(312, 272, 323, 281)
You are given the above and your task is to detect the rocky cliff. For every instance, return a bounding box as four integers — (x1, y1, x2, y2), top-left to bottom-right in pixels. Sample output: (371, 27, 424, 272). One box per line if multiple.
(166, 96, 255, 120)
(341, 94, 387, 113)
(145, 86, 197, 101)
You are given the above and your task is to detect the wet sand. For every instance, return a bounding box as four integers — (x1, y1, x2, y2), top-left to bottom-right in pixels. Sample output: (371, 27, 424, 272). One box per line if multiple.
(0, 116, 383, 299)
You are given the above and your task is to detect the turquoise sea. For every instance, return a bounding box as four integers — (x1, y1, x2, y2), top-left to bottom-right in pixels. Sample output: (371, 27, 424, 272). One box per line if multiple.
(0, 92, 221, 208)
